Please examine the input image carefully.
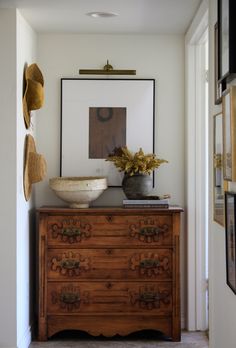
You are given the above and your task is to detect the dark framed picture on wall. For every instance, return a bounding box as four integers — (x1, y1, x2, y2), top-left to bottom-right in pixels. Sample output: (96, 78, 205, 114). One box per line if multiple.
(60, 78, 155, 186)
(217, 0, 236, 84)
(214, 22, 223, 104)
(225, 192, 236, 294)
(213, 112, 228, 226)
(222, 87, 236, 181)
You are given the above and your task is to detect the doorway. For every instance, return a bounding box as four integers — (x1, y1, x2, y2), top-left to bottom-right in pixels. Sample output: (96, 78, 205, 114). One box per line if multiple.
(185, 1, 209, 331)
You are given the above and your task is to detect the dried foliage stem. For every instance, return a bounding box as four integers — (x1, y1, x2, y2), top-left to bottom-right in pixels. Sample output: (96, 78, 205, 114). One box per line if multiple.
(106, 146, 168, 176)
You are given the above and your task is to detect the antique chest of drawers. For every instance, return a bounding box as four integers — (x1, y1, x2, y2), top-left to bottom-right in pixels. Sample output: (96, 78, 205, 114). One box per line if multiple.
(37, 206, 182, 341)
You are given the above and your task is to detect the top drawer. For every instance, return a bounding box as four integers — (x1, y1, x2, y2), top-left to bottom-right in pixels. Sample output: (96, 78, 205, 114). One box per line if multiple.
(43, 214, 173, 247)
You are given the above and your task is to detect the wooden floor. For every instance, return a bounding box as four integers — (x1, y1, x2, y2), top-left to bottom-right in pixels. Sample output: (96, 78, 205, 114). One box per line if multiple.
(30, 331, 208, 347)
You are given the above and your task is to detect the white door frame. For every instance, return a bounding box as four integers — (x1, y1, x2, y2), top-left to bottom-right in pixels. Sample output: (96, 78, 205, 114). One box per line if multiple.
(185, 0, 209, 331)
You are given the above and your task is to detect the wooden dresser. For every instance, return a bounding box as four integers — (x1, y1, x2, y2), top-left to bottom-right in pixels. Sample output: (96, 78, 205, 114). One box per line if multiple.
(37, 206, 183, 341)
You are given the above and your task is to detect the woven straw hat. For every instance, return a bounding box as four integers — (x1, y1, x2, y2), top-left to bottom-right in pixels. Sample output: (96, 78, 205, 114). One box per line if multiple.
(23, 63, 44, 129)
(23, 134, 47, 201)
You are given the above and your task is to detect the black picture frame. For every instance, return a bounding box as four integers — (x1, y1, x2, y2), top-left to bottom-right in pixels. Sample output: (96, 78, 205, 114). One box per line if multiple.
(213, 112, 227, 226)
(225, 191, 236, 294)
(214, 22, 226, 104)
(214, 22, 222, 104)
(218, 0, 236, 86)
(222, 87, 236, 182)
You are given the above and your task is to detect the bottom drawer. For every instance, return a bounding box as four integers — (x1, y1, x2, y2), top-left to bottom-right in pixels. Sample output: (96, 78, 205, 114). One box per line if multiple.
(47, 281, 172, 315)
(47, 314, 174, 339)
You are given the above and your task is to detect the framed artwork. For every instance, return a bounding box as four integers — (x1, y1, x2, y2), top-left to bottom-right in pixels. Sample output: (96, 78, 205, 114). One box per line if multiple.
(217, 0, 236, 84)
(222, 87, 236, 181)
(225, 192, 236, 294)
(214, 22, 226, 104)
(213, 112, 228, 226)
(214, 22, 222, 104)
(60, 78, 155, 186)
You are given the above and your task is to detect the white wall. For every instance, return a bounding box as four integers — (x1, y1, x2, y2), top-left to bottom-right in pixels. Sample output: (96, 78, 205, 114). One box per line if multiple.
(36, 34, 185, 206)
(16, 11, 37, 348)
(209, 1, 236, 347)
(37, 33, 186, 323)
(0, 9, 17, 348)
(0, 8, 37, 348)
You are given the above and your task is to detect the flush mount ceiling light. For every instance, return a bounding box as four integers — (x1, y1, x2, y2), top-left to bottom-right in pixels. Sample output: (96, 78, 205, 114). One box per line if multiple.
(86, 11, 119, 18)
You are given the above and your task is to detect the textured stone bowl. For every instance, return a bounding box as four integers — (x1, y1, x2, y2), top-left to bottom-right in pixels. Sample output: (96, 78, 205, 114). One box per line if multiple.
(49, 176, 107, 208)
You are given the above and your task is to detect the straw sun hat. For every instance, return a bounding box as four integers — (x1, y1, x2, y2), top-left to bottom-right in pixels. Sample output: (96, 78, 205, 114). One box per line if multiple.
(23, 63, 44, 129)
(23, 134, 47, 201)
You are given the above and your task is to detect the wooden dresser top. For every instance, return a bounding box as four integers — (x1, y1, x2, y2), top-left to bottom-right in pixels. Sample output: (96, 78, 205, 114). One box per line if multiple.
(37, 206, 183, 214)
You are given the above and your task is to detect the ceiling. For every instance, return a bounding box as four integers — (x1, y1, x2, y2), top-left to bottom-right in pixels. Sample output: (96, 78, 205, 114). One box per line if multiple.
(0, 0, 201, 34)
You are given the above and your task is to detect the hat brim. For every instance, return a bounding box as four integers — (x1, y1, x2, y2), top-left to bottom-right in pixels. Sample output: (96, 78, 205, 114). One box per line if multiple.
(23, 79, 44, 129)
(23, 90, 30, 129)
(23, 63, 44, 129)
(23, 134, 36, 201)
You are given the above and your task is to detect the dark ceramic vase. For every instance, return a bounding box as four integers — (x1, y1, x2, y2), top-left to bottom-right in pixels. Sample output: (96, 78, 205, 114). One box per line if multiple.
(122, 173, 152, 199)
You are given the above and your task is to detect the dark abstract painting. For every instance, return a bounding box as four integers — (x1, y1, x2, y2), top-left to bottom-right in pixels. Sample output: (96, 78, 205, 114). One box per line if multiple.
(89, 107, 126, 159)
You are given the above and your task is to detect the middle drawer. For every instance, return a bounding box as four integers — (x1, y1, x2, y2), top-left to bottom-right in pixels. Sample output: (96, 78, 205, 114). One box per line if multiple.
(47, 248, 172, 280)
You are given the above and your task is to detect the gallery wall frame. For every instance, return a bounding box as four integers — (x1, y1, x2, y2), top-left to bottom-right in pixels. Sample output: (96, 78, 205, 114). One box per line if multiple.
(213, 112, 228, 226)
(217, 0, 236, 86)
(222, 87, 236, 181)
(214, 22, 221, 104)
(214, 22, 225, 104)
(225, 191, 236, 294)
(60, 78, 155, 187)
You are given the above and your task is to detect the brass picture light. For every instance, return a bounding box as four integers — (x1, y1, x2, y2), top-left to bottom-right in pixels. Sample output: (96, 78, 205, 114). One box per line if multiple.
(79, 60, 136, 75)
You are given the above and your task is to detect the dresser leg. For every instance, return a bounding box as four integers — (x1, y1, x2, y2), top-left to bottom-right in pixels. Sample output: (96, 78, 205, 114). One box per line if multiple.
(172, 331, 181, 342)
(38, 320, 47, 341)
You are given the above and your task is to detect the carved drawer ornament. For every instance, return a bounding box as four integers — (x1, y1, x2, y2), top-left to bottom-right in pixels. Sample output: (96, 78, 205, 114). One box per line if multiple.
(106, 215, 114, 223)
(130, 252, 171, 277)
(129, 218, 169, 243)
(51, 251, 90, 277)
(130, 285, 170, 310)
(49, 218, 91, 243)
(51, 285, 89, 311)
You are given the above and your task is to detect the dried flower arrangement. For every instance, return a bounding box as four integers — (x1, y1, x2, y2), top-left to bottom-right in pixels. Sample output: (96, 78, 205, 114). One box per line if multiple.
(106, 146, 168, 176)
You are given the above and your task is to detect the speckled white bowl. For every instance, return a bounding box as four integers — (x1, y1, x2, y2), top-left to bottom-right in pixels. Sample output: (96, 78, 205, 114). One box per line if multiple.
(49, 176, 107, 208)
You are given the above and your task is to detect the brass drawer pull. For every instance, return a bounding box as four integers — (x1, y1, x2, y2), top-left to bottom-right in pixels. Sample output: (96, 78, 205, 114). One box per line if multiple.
(60, 292, 80, 304)
(60, 259, 80, 269)
(140, 259, 159, 268)
(139, 292, 160, 303)
(139, 225, 168, 237)
(139, 227, 160, 236)
(62, 228, 81, 237)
